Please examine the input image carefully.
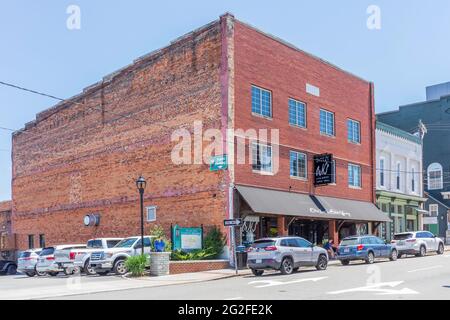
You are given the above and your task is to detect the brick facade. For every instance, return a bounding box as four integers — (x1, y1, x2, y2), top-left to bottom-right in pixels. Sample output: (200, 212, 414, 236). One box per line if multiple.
(0, 201, 15, 258)
(169, 260, 230, 274)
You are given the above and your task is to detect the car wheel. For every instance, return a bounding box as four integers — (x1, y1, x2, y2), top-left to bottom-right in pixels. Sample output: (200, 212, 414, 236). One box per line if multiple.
(340, 260, 350, 266)
(35, 268, 47, 277)
(251, 269, 264, 276)
(84, 260, 96, 275)
(437, 243, 444, 255)
(316, 254, 328, 271)
(397, 253, 403, 259)
(113, 259, 128, 275)
(25, 272, 36, 277)
(48, 272, 59, 277)
(6, 265, 17, 275)
(280, 257, 294, 275)
(63, 268, 75, 276)
(389, 249, 398, 261)
(97, 271, 109, 276)
(365, 251, 375, 264)
(418, 245, 426, 257)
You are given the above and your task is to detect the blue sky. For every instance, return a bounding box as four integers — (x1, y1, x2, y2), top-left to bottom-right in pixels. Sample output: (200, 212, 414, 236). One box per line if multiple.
(1, 0, 450, 201)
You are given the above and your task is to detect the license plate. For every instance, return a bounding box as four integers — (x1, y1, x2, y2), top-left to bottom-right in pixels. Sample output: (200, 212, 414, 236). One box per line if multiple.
(398, 241, 405, 245)
(344, 248, 350, 253)
(256, 259, 262, 264)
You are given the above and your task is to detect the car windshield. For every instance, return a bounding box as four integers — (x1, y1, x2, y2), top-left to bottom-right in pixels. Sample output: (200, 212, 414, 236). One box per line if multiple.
(19, 252, 31, 258)
(251, 240, 275, 248)
(340, 238, 360, 246)
(40, 247, 55, 256)
(87, 240, 103, 249)
(114, 238, 138, 248)
(394, 233, 414, 240)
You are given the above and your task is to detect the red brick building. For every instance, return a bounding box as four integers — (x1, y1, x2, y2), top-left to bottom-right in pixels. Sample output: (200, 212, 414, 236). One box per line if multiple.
(11, 13, 388, 253)
(0, 201, 15, 260)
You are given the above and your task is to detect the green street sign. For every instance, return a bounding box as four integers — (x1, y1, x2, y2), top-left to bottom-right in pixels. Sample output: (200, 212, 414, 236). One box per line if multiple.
(210, 155, 228, 171)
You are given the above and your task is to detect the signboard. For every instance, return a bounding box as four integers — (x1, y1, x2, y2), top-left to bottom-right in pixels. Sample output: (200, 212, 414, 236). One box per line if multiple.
(172, 225, 203, 251)
(314, 154, 333, 186)
(224, 219, 242, 227)
(210, 155, 228, 172)
(423, 217, 438, 225)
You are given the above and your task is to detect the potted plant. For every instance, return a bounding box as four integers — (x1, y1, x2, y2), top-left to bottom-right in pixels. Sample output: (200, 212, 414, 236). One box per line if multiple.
(149, 225, 171, 276)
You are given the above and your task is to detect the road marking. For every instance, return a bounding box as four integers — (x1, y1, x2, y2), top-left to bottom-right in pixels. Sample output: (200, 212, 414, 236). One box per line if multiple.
(407, 265, 443, 273)
(225, 297, 243, 300)
(248, 276, 328, 288)
(327, 281, 419, 296)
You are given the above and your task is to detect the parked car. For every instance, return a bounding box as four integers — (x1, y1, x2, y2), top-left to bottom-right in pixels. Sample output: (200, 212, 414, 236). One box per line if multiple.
(0, 259, 17, 275)
(392, 231, 445, 258)
(247, 237, 328, 276)
(89, 236, 154, 276)
(36, 244, 86, 276)
(17, 248, 44, 277)
(337, 235, 398, 265)
(54, 238, 123, 275)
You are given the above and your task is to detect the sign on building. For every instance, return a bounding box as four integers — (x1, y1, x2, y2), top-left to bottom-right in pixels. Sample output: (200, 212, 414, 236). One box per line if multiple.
(314, 154, 333, 186)
(210, 155, 228, 172)
(172, 225, 203, 251)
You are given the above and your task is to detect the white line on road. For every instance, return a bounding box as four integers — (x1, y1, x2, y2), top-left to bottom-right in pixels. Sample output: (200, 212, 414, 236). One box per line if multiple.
(407, 265, 443, 273)
(248, 276, 328, 288)
(327, 281, 419, 296)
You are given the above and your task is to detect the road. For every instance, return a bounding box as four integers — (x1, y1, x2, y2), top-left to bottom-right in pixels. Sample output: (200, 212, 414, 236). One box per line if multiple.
(57, 252, 450, 300)
(1, 252, 449, 300)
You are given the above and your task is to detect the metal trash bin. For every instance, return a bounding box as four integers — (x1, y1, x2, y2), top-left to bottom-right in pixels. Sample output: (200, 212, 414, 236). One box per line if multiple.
(236, 246, 248, 269)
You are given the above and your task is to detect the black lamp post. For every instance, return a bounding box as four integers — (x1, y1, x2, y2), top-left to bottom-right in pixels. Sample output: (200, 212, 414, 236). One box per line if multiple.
(136, 176, 147, 256)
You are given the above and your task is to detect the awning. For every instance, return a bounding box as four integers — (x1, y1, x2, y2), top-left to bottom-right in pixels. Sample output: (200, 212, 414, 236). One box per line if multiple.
(236, 185, 391, 223)
(415, 209, 429, 215)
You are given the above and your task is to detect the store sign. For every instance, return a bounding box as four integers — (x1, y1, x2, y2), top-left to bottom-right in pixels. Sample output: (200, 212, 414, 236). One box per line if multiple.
(172, 225, 203, 251)
(210, 155, 228, 172)
(314, 154, 333, 186)
(423, 217, 438, 225)
(310, 207, 351, 218)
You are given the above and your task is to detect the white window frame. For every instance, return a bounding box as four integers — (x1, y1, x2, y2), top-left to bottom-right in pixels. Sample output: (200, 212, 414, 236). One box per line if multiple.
(289, 151, 307, 179)
(146, 206, 157, 222)
(427, 163, 443, 190)
(320, 109, 335, 137)
(251, 85, 272, 118)
(379, 157, 385, 188)
(288, 98, 307, 128)
(411, 167, 416, 194)
(347, 119, 361, 144)
(396, 162, 401, 191)
(251, 142, 273, 174)
(348, 163, 362, 188)
(429, 204, 439, 217)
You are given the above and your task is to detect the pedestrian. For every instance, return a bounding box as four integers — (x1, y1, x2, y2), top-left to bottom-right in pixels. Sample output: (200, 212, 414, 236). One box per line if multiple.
(324, 239, 336, 260)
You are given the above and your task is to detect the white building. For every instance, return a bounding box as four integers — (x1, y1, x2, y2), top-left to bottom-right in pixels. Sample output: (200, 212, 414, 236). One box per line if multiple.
(375, 121, 427, 241)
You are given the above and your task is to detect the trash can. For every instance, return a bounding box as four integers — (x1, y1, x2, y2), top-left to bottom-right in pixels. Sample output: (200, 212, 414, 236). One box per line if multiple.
(236, 246, 248, 270)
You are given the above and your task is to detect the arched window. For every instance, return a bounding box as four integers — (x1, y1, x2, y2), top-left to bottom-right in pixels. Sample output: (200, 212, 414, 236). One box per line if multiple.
(427, 163, 443, 190)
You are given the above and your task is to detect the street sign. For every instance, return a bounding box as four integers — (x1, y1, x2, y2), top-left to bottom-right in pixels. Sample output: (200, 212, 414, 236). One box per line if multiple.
(224, 218, 242, 227)
(210, 155, 228, 172)
(314, 154, 333, 186)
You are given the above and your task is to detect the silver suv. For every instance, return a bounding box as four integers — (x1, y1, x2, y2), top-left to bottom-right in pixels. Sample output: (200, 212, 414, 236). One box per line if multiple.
(247, 237, 328, 276)
(392, 231, 445, 258)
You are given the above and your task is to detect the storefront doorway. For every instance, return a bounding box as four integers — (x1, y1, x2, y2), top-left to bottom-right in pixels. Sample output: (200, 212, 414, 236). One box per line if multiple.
(289, 220, 328, 245)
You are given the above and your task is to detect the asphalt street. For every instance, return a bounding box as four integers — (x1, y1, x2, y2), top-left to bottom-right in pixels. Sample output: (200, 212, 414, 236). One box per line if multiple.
(52, 252, 450, 300)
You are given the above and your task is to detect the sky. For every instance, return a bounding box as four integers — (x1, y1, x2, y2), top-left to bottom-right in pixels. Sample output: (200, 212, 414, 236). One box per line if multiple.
(1, 0, 450, 201)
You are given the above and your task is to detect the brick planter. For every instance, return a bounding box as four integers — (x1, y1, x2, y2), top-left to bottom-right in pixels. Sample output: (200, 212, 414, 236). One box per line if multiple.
(149, 252, 171, 276)
(169, 259, 230, 275)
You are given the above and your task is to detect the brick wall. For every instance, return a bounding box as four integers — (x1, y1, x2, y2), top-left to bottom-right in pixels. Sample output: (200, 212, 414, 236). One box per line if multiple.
(169, 259, 230, 274)
(12, 20, 229, 250)
(232, 20, 375, 202)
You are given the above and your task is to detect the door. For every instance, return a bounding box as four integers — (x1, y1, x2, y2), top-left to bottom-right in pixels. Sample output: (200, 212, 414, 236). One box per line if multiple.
(375, 237, 390, 257)
(294, 238, 314, 265)
(365, 237, 381, 257)
(423, 231, 438, 251)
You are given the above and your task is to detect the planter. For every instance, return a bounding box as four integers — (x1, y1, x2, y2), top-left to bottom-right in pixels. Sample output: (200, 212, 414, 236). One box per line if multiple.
(149, 252, 171, 276)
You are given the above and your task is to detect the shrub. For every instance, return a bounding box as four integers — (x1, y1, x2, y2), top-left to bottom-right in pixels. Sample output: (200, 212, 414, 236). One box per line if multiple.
(203, 226, 227, 259)
(171, 248, 216, 261)
(149, 225, 171, 252)
(125, 255, 148, 277)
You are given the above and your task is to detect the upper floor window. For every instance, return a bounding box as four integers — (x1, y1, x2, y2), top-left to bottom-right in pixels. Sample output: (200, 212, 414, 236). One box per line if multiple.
(28, 235, 34, 250)
(251, 86, 272, 118)
(347, 119, 361, 144)
(396, 163, 401, 190)
(427, 163, 443, 190)
(146, 206, 157, 222)
(348, 164, 361, 188)
(252, 142, 272, 173)
(429, 204, 439, 217)
(411, 167, 416, 193)
(320, 109, 335, 136)
(39, 234, 45, 248)
(290, 151, 307, 179)
(288, 99, 306, 128)
(379, 158, 385, 187)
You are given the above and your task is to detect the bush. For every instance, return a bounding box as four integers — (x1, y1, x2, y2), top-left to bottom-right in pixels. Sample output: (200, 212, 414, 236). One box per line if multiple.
(149, 225, 171, 252)
(204, 226, 227, 259)
(171, 248, 216, 261)
(125, 255, 148, 277)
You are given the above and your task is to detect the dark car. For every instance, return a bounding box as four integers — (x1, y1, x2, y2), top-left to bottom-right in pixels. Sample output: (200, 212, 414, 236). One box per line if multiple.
(0, 260, 17, 275)
(337, 235, 398, 265)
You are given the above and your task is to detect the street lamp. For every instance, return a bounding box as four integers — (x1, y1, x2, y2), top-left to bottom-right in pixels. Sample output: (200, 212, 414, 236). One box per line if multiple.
(136, 176, 147, 256)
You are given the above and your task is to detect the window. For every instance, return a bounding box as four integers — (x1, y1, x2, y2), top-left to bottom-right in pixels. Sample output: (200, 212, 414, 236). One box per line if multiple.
(146, 206, 157, 222)
(347, 119, 361, 144)
(295, 238, 312, 248)
(429, 204, 439, 217)
(320, 109, 335, 136)
(28, 235, 34, 249)
(290, 151, 307, 179)
(39, 234, 45, 248)
(379, 158, 385, 187)
(397, 205, 403, 214)
(427, 163, 443, 190)
(348, 164, 361, 188)
(288, 99, 306, 128)
(107, 240, 121, 248)
(251, 86, 272, 118)
(252, 142, 272, 173)
(396, 163, 401, 190)
(411, 168, 416, 193)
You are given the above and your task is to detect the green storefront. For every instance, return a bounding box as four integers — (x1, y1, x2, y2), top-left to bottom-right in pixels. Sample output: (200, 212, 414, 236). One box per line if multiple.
(376, 190, 427, 241)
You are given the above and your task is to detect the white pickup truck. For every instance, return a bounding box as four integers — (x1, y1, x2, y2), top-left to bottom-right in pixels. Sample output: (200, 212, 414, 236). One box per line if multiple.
(54, 238, 123, 275)
(89, 236, 154, 275)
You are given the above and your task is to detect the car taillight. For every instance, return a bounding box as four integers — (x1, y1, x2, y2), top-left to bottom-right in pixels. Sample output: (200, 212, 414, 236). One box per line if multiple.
(69, 252, 76, 260)
(264, 246, 277, 251)
(406, 239, 416, 243)
(357, 244, 364, 251)
(247, 247, 255, 252)
(391, 240, 396, 244)
(46, 256, 55, 261)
